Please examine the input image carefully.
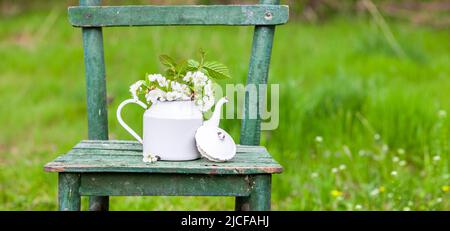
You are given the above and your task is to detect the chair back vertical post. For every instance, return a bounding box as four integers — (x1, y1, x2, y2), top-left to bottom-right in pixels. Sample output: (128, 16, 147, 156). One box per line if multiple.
(80, 0, 109, 211)
(240, 0, 279, 145)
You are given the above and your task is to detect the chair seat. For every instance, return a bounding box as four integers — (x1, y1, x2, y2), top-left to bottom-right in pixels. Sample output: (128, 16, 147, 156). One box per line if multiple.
(44, 140, 283, 175)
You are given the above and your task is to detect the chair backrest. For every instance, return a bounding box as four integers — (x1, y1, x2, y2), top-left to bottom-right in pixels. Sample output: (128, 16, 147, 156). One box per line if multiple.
(72, 0, 289, 146)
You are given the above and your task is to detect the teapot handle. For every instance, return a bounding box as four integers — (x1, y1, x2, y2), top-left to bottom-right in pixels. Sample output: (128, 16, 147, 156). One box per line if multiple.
(116, 99, 148, 144)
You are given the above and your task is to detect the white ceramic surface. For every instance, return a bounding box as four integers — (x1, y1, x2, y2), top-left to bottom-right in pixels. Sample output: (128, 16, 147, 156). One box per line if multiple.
(117, 99, 203, 161)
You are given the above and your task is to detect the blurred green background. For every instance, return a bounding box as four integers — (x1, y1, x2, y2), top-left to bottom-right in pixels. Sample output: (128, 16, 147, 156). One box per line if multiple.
(0, 0, 448, 210)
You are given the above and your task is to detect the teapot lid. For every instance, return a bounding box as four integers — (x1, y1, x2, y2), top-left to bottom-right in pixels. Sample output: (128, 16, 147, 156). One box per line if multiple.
(195, 125, 236, 162)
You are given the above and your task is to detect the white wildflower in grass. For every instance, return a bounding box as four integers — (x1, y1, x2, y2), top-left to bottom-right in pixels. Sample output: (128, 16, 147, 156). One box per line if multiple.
(381, 144, 389, 153)
(436, 198, 443, 203)
(392, 156, 400, 163)
(358, 150, 366, 156)
(397, 148, 405, 155)
(438, 109, 447, 119)
(391, 171, 398, 177)
(354, 204, 363, 210)
(370, 188, 380, 197)
(374, 133, 381, 141)
(310, 172, 319, 178)
(339, 164, 346, 171)
(433, 155, 441, 162)
(129, 80, 145, 100)
(331, 168, 339, 174)
(403, 207, 411, 211)
(399, 160, 407, 166)
(315, 136, 323, 143)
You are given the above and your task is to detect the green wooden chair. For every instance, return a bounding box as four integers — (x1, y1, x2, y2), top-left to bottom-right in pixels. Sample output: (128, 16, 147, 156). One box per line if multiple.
(44, 0, 288, 211)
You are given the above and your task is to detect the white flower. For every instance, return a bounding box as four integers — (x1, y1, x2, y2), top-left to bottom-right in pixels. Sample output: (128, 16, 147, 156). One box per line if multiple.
(156, 75, 168, 87)
(331, 168, 338, 174)
(183, 71, 193, 82)
(315, 136, 323, 143)
(145, 88, 165, 104)
(148, 73, 163, 82)
(433, 155, 441, 161)
(165, 91, 179, 101)
(354, 204, 363, 210)
(310, 172, 319, 178)
(374, 133, 381, 141)
(339, 164, 346, 171)
(392, 156, 400, 162)
(370, 188, 380, 196)
(391, 171, 398, 177)
(399, 160, 406, 166)
(403, 207, 411, 211)
(129, 80, 145, 100)
(192, 71, 208, 87)
(438, 110, 447, 119)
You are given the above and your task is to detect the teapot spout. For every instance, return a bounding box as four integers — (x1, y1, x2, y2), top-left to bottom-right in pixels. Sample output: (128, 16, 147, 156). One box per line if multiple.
(203, 97, 228, 127)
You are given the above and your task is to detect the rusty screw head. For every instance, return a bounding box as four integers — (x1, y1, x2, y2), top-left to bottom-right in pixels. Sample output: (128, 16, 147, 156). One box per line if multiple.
(264, 11, 273, 20)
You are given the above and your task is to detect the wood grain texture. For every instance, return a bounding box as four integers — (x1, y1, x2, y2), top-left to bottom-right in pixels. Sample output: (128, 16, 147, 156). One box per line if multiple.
(79, 173, 253, 196)
(240, 0, 280, 145)
(235, 175, 271, 211)
(44, 140, 283, 174)
(68, 5, 289, 27)
(58, 173, 81, 211)
(81, 0, 109, 211)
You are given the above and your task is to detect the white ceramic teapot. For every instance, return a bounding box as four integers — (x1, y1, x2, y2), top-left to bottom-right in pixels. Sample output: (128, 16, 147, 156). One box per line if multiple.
(116, 97, 229, 161)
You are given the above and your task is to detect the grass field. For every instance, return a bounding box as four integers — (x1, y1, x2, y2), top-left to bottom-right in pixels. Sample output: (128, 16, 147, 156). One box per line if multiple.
(0, 6, 449, 210)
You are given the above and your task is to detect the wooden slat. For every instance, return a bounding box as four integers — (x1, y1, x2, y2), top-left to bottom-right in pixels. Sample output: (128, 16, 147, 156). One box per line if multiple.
(79, 173, 252, 196)
(74, 140, 267, 153)
(68, 5, 289, 27)
(44, 140, 283, 174)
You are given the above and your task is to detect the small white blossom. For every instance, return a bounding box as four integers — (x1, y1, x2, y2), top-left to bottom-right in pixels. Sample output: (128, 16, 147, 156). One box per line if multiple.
(315, 136, 323, 143)
(148, 73, 164, 82)
(129, 80, 145, 100)
(310, 172, 319, 178)
(391, 171, 398, 177)
(392, 156, 400, 162)
(438, 110, 447, 119)
(403, 207, 411, 211)
(331, 168, 338, 174)
(339, 164, 346, 171)
(354, 204, 363, 210)
(370, 188, 379, 196)
(433, 155, 441, 162)
(399, 160, 407, 166)
(145, 89, 165, 104)
(374, 133, 381, 141)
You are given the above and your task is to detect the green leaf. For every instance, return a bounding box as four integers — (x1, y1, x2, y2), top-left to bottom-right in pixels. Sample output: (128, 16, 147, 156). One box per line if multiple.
(159, 54, 177, 69)
(202, 61, 231, 80)
(187, 59, 200, 69)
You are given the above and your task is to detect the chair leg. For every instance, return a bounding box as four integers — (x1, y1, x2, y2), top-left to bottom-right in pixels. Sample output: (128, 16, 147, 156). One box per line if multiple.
(89, 196, 109, 211)
(58, 173, 81, 211)
(235, 175, 271, 211)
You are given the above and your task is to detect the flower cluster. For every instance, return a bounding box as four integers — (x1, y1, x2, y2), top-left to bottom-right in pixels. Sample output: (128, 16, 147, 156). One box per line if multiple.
(129, 71, 216, 112)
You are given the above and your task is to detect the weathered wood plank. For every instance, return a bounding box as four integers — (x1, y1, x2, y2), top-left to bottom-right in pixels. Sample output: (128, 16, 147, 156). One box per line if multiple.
(68, 5, 289, 27)
(74, 140, 267, 153)
(81, 0, 109, 211)
(236, 174, 271, 211)
(45, 140, 283, 174)
(240, 0, 279, 145)
(79, 173, 252, 196)
(58, 173, 81, 211)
